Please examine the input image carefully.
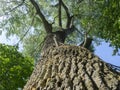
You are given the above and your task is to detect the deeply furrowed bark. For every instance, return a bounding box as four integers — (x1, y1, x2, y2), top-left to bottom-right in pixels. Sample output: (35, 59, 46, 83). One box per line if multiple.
(23, 45, 120, 90)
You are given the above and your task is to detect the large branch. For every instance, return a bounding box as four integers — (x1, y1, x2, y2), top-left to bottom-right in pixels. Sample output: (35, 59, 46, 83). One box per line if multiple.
(61, 0, 73, 28)
(30, 0, 52, 33)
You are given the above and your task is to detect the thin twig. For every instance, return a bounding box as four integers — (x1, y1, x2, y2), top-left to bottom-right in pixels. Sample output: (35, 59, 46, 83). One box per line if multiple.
(74, 27, 84, 36)
(0, 0, 20, 3)
(58, 0, 62, 27)
(17, 13, 36, 44)
(51, 14, 58, 24)
(4, 0, 25, 15)
(31, 39, 45, 58)
(53, 34, 59, 46)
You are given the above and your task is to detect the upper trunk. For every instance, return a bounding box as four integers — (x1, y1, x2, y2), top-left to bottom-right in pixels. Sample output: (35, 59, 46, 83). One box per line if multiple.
(23, 45, 120, 90)
(41, 31, 66, 53)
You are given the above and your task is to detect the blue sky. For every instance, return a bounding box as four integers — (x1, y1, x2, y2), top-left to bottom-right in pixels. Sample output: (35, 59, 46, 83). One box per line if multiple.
(95, 42, 120, 66)
(0, 31, 120, 66)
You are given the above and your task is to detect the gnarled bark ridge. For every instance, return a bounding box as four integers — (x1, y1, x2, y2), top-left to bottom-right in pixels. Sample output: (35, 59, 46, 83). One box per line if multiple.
(23, 45, 120, 90)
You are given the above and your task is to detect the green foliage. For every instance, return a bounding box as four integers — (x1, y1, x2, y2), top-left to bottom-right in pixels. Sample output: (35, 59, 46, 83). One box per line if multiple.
(69, 0, 120, 54)
(23, 29, 46, 62)
(0, 44, 34, 90)
(97, 0, 120, 54)
(0, 0, 120, 56)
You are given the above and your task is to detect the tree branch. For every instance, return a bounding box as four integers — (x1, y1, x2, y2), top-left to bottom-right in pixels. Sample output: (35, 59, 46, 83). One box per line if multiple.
(17, 13, 36, 44)
(79, 27, 92, 49)
(64, 25, 75, 36)
(61, 0, 73, 28)
(30, 0, 52, 33)
(51, 15, 58, 24)
(58, 0, 62, 27)
(4, 0, 25, 15)
(80, 37, 93, 49)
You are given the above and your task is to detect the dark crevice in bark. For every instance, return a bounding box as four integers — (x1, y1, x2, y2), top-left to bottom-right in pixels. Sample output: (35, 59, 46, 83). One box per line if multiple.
(83, 63, 99, 90)
(57, 81, 62, 87)
(37, 87, 40, 90)
(81, 79, 88, 90)
(74, 57, 79, 75)
(116, 81, 120, 90)
(90, 63, 95, 76)
(99, 73, 110, 89)
(98, 62, 111, 89)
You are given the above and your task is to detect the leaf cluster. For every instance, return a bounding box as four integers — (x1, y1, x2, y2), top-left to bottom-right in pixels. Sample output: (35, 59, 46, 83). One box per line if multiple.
(0, 44, 34, 90)
(0, 0, 120, 56)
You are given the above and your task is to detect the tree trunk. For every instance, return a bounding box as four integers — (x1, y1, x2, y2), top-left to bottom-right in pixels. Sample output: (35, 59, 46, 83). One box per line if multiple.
(23, 45, 120, 90)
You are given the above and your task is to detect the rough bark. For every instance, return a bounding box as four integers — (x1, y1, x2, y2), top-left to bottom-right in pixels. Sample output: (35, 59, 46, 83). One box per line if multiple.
(23, 45, 120, 90)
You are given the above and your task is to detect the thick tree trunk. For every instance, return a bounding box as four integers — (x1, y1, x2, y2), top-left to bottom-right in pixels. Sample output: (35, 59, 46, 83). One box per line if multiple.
(23, 45, 120, 90)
